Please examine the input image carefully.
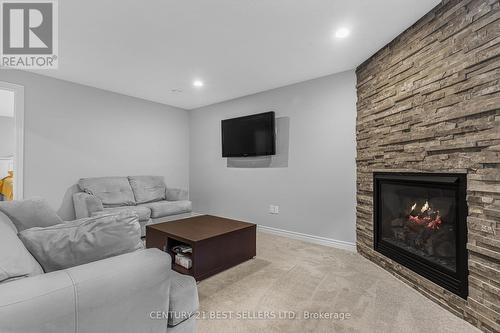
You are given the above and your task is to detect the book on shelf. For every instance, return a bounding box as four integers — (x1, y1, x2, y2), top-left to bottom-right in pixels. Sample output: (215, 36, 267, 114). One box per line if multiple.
(171, 245, 192, 254)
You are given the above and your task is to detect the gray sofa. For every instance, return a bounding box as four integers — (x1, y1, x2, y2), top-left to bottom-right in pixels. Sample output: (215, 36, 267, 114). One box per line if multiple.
(0, 199, 199, 333)
(73, 176, 192, 236)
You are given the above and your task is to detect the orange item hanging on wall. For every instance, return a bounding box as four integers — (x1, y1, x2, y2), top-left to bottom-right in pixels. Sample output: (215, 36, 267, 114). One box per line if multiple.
(0, 171, 14, 201)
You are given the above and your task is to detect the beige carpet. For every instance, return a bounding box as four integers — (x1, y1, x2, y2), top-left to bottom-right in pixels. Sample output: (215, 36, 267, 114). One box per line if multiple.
(196, 232, 479, 333)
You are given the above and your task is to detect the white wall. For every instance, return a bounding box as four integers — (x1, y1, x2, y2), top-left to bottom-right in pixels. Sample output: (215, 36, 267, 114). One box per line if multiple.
(189, 70, 357, 244)
(0, 71, 189, 220)
(0, 90, 14, 117)
(0, 116, 14, 157)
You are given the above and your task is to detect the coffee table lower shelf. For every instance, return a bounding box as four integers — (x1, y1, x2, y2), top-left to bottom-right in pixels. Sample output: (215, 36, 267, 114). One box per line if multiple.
(172, 263, 192, 275)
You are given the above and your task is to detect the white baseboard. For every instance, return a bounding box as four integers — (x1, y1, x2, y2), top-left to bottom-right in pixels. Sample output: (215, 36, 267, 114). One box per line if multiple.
(257, 225, 357, 252)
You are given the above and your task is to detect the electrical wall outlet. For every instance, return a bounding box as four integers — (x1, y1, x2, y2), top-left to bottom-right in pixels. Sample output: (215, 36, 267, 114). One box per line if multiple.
(269, 205, 280, 214)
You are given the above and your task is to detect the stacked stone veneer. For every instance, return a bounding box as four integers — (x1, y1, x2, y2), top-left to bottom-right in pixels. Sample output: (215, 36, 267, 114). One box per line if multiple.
(355, 0, 500, 331)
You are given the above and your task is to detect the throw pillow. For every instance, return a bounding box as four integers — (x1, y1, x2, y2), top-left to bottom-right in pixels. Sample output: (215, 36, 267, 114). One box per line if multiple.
(0, 197, 63, 232)
(0, 211, 43, 282)
(18, 212, 143, 272)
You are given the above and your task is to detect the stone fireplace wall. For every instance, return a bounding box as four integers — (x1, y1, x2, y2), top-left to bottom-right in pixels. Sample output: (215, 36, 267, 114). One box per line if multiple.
(355, 0, 500, 332)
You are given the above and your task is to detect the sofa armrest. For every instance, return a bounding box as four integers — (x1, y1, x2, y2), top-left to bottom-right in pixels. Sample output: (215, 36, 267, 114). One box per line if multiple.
(0, 249, 173, 333)
(165, 188, 189, 201)
(73, 192, 104, 219)
(65, 249, 172, 333)
(0, 270, 77, 333)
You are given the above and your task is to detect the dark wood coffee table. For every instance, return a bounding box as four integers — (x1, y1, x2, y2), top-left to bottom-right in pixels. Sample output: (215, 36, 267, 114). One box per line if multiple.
(146, 215, 256, 281)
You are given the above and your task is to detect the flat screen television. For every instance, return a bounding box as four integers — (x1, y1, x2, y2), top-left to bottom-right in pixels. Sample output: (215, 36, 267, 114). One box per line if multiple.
(221, 111, 276, 157)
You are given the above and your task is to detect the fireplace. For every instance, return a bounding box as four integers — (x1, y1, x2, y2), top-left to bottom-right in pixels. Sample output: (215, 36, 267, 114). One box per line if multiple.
(373, 172, 468, 298)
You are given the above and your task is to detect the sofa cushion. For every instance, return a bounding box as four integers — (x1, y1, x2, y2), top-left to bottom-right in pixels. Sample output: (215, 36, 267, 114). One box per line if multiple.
(168, 271, 199, 326)
(18, 212, 143, 272)
(91, 206, 151, 222)
(0, 211, 43, 282)
(128, 176, 166, 204)
(139, 200, 192, 219)
(79, 177, 136, 207)
(0, 197, 63, 232)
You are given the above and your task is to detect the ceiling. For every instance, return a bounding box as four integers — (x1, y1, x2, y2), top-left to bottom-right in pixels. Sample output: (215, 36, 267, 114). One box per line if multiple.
(35, 0, 439, 109)
(0, 90, 14, 117)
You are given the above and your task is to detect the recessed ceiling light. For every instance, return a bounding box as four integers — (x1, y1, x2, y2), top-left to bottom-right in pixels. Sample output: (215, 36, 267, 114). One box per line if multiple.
(193, 80, 204, 87)
(335, 28, 350, 39)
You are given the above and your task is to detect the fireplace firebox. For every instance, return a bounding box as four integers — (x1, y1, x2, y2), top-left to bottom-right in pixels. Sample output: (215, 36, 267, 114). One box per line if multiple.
(373, 172, 468, 298)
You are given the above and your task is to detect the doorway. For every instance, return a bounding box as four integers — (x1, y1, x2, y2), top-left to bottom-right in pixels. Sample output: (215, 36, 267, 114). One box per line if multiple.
(0, 82, 24, 200)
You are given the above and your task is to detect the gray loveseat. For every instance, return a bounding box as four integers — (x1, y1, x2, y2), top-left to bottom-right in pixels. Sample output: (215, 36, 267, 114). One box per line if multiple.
(73, 176, 192, 236)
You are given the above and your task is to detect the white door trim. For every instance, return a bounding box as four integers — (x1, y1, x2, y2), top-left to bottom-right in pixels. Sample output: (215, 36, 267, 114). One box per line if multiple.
(0, 81, 24, 199)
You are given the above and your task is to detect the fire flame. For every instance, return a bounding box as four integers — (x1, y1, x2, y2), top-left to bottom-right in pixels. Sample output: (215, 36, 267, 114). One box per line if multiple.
(421, 201, 429, 213)
(408, 200, 442, 230)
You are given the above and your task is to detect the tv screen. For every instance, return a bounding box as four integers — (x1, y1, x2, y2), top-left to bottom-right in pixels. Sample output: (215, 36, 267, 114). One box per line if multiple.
(221, 111, 276, 157)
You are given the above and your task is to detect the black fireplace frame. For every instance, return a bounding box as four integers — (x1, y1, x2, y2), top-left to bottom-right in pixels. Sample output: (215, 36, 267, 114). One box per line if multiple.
(373, 172, 468, 299)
